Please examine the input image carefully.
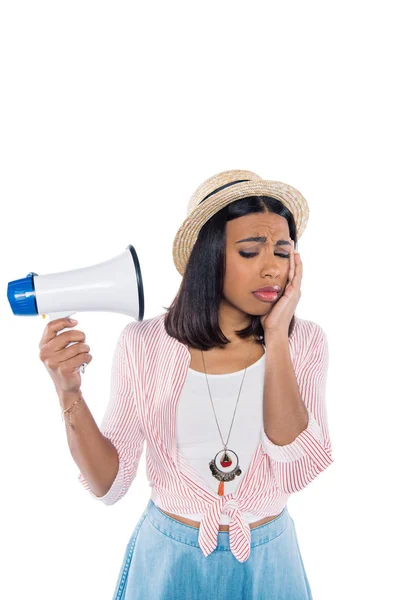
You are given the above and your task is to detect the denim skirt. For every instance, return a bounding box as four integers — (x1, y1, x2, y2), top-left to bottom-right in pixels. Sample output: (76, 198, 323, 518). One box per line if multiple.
(111, 498, 313, 600)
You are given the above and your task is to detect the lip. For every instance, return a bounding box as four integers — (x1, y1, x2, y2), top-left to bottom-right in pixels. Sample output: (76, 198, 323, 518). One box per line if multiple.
(252, 290, 279, 302)
(253, 286, 281, 293)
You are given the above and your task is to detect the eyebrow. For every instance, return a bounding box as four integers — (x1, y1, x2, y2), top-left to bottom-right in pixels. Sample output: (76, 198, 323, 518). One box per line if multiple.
(235, 236, 291, 247)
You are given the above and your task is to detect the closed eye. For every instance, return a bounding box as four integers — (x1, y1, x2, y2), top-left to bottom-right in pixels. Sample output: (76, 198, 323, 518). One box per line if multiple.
(239, 251, 290, 259)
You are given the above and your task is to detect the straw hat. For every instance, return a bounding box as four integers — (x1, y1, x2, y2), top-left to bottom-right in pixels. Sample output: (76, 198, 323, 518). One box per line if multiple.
(172, 169, 309, 276)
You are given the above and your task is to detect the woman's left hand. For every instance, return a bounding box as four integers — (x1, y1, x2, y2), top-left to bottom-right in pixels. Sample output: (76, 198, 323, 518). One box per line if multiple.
(260, 239, 302, 335)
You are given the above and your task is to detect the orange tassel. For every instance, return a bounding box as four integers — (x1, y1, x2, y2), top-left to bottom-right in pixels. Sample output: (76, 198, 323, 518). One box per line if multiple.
(218, 481, 224, 496)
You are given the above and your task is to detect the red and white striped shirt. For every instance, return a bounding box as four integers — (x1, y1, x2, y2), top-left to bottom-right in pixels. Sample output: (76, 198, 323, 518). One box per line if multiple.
(78, 312, 334, 563)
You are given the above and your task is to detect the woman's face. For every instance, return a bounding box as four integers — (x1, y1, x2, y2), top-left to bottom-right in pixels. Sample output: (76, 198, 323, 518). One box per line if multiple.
(222, 211, 292, 318)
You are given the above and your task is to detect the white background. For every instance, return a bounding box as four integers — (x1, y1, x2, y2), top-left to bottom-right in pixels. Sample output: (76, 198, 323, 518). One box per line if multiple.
(1, 1, 398, 598)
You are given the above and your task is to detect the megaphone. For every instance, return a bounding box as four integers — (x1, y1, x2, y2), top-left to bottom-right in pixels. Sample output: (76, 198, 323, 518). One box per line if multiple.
(7, 244, 144, 373)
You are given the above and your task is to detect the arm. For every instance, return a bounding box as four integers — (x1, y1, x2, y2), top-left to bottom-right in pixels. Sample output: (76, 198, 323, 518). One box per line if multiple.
(261, 323, 334, 494)
(76, 325, 146, 505)
(60, 390, 120, 499)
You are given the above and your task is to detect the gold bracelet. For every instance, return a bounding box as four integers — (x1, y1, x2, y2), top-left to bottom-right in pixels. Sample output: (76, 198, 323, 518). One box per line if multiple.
(61, 392, 84, 425)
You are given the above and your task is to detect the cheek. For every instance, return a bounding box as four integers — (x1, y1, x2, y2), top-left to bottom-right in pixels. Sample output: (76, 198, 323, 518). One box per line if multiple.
(224, 259, 252, 290)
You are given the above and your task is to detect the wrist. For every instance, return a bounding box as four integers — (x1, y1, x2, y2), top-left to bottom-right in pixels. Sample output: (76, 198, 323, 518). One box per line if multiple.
(263, 328, 288, 342)
(58, 389, 83, 410)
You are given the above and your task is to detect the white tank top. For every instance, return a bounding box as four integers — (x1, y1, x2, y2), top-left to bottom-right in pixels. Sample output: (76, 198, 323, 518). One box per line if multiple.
(152, 349, 268, 525)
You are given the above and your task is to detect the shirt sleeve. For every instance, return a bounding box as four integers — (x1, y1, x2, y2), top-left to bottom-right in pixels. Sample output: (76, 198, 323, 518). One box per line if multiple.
(260, 322, 334, 494)
(77, 324, 146, 505)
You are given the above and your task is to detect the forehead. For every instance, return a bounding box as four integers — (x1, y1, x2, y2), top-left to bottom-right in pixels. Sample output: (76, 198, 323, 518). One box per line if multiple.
(226, 212, 289, 238)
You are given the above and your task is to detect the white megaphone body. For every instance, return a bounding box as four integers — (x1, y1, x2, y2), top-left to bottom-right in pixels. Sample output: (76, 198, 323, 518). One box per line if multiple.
(7, 244, 144, 373)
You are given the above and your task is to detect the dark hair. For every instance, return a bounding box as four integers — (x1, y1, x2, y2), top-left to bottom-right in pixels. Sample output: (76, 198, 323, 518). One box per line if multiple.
(163, 195, 298, 351)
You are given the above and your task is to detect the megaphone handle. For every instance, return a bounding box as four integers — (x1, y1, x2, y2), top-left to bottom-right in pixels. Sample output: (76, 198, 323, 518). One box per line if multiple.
(46, 311, 87, 374)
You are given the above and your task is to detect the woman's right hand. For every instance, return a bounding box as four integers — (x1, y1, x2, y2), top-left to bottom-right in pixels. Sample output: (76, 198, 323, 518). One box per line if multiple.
(39, 317, 92, 395)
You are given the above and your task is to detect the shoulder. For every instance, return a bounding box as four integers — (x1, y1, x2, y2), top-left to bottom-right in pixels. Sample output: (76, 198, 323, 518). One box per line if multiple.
(293, 317, 328, 364)
(120, 312, 167, 348)
(294, 316, 327, 341)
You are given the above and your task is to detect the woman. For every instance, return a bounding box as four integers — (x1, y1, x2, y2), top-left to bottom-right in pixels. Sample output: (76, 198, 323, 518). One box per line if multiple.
(78, 169, 334, 599)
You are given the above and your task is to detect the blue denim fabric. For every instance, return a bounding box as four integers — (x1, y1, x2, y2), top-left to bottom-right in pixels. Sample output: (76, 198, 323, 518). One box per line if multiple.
(112, 498, 313, 599)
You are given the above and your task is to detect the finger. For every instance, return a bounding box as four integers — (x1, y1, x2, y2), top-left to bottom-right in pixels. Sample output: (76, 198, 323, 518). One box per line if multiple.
(39, 317, 78, 348)
(288, 239, 295, 286)
(291, 248, 303, 289)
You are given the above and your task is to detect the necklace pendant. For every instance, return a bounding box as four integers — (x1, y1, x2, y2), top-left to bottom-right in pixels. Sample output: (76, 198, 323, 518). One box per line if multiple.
(209, 448, 242, 495)
(220, 451, 232, 468)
